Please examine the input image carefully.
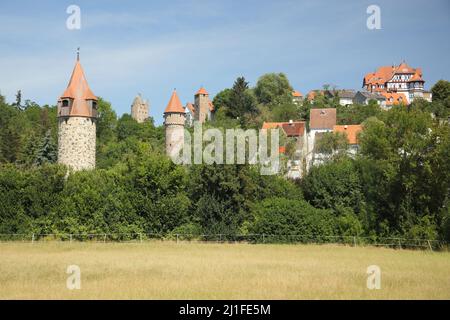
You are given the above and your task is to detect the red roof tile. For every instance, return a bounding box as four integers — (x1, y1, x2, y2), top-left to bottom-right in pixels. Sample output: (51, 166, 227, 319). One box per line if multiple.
(262, 121, 306, 137)
(333, 125, 363, 144)
(164, 90, 185, 113)
(195, 87, 208, 95)
(309, 108, 336, 130)
(59, 60, 97, 117)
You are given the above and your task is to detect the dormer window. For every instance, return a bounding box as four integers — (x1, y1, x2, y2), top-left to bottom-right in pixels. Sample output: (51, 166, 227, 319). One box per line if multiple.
(62, 99, 69, 107)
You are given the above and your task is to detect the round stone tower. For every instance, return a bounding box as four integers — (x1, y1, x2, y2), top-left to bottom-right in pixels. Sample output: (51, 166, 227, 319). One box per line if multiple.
(57, 56, 98, 171)
(164, 90, 186, 159)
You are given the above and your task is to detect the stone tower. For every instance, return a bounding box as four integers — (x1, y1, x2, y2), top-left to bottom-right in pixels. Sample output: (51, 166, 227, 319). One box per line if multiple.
(57, 56, 98, 171)
(194, 87, 211, 123)
(131, 94, 149, 123)
(164, 90, 186, 159)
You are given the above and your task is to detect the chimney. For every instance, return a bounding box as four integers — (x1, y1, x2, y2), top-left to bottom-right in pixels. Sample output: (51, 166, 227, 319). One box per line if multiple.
(344, 125, 348, 130)
(289, 119, 293, 125)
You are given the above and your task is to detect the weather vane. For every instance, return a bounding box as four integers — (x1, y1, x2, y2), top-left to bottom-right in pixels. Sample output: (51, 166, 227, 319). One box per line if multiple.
(77, 47, 80, 61)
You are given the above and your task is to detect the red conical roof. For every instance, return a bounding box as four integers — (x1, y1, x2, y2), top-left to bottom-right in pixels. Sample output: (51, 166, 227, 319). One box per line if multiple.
(195, 87, 208, 95)
(60, 59, 97, 117)
(164, 90, 185, 113)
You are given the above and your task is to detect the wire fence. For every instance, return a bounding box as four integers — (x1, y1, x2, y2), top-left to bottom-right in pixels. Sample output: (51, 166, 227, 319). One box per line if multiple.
(0, 232, 447, 251)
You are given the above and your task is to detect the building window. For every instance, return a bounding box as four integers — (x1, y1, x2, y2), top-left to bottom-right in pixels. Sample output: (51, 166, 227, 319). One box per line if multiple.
(62, 99, 69, 107)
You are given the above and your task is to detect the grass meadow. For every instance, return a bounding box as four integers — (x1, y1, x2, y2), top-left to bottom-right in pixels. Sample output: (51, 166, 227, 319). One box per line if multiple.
(0, 242, 449, 299)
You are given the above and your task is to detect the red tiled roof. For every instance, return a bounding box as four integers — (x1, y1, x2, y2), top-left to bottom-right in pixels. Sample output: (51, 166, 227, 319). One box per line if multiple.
(262, 121, 306, 137)
(364, 62, 424, 90)
(408, 68, 424, 82)
(309, 108, 336, 130)
(164, 90, 185, 113)
(292, 90, 303, 97)
(185, 102, 195, 115)
(307, 91, 318, 101)
(59, 60, 97, 117)
(333, 125, 363, 145)
(381, 92, 408, 106)
(195, 87, 208, 95)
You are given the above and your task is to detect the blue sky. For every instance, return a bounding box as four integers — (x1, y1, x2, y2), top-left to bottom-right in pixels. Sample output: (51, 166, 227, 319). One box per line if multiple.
(0, 0, 449, 125)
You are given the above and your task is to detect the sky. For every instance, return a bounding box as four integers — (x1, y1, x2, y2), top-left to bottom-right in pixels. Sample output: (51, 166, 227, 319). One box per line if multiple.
(0, 0, 449, 125)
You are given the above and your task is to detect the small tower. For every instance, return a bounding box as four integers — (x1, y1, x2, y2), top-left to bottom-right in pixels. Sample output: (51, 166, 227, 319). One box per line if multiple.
(164, 90, 186, 158)
(57, 55, 98, 171)
(131, 94, 149, 123)
(194, 87, 211, 123)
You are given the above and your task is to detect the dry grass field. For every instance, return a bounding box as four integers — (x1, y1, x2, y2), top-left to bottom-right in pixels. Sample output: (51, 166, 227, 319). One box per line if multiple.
(0, 242, 449, 299)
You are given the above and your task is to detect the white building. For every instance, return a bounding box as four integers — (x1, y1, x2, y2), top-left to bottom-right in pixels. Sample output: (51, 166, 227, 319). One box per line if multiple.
(363, 61, 425, 104)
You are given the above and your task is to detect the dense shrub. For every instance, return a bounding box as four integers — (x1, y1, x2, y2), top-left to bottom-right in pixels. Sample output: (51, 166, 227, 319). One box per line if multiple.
(250, 197, 337, 240)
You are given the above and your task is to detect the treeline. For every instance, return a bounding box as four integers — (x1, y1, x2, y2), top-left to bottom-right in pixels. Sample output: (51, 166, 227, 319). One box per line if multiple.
(0, 78, 449, 242)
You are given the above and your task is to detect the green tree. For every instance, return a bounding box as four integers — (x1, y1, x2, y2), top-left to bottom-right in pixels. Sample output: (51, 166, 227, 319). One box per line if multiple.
(314, 131, 349, 157)
(212, 88, 232, 112)
(189, 164, 257, 234)
(431, 80, 450, 102)
(34, 130, 57, 165)
(227, 77, 257, 124)
(250, 197, 336, 240)
(358, 106, 449, 237)
(301, 158, 368, 226)
(254, 73, 293, 105)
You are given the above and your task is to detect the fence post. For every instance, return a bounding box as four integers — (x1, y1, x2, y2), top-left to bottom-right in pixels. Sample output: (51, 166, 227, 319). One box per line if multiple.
(139, 233, 142, 243)
(31, 233, 35, 244)
(70, 234, 72, 243)
(353, 236, 357, 247)
(176, 234, 179, 244)
(427, 240, 433, 252)
(219, 233, 222, 243)
(398, 238, 402, 249)
(262, 233, 265, 243)
(103, 234, 106, 243)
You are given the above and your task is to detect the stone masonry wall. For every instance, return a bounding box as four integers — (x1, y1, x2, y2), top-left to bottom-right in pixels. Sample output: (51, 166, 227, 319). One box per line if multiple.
(164, 113, 185, 159)
(131, 103, 149, 123)
(58, 117, 96, 171)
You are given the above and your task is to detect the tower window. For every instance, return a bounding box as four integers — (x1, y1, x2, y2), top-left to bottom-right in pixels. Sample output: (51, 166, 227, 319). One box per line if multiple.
(62, 99, 69, 107)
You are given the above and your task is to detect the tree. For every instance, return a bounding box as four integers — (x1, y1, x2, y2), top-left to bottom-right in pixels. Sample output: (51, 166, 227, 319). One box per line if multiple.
(34, 130, 57, 165)
(212, 88, 232, 112)
(188, 164, 257, 234)
(314, 131, 349, 158)
(96, 97, 117, 144)
(116, 114, 141, 140)
(301, 158, 368, 227)
(429, 80, 450, 119)
(227, 77, 257, 123)
(0, 127, 21, 163)
(337, 101, 381, 125)
(13, 90, 23, 110)
(271, 102, 300, 122)
(250, 197, 336, 240)
(254, 73, 293, 106)
(431, 80, 450, 103)
(358, 106, 449, 237)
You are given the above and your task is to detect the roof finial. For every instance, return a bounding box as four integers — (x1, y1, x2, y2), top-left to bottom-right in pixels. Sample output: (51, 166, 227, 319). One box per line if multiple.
(77, 47, 80, 61)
